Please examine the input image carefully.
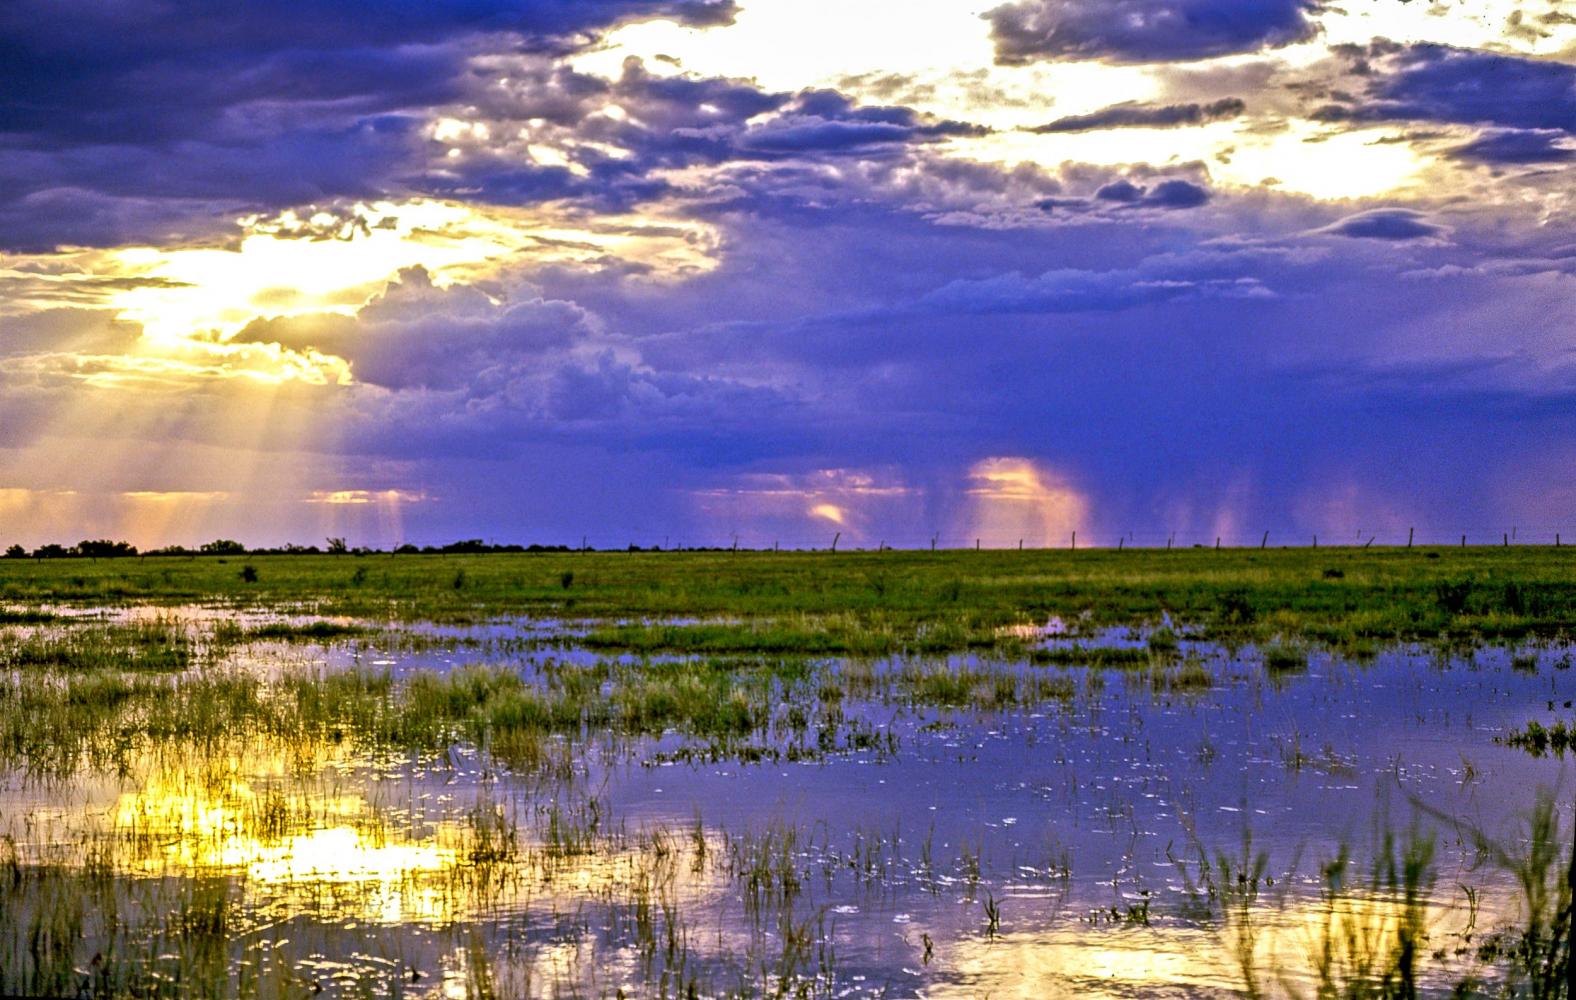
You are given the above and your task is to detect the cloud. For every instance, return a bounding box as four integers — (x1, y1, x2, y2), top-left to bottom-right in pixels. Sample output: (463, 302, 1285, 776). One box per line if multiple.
(0, 1, 742, 249)
(0, 309, 142, 358)
(1031, 98, 1246, 133)
(737, 93, 985, 155)
(1093, 177, 1212, 209)
(233, 267, 594, 391)
(1320, 209, 1444, 241)
(910, 263, 1266, 317)
(985, 0, 1321, 65)
(9, 3, 1576, 550)
(1314, 44, 1576, 135)
(1450, 129, 1575, 165)
(4, 185, 1576, 548)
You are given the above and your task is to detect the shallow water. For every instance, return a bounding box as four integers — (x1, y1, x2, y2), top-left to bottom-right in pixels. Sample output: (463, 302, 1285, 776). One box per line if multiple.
(2, 608, 1573, 997)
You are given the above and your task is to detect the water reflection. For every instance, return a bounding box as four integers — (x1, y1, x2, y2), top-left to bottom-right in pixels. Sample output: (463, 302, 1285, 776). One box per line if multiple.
(1, 606, 1573, 996)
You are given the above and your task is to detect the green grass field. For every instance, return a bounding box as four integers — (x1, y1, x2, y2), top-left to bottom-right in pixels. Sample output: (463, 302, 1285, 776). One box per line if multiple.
(1, 545, 1572, 652)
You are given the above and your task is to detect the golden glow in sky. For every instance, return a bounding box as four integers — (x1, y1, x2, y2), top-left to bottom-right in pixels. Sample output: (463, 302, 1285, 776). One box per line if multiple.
(571, 0, 1557, 203)
(107, 200, 714, 347)
(1, 198, 717, 389)
(962, 457, 1088, 548)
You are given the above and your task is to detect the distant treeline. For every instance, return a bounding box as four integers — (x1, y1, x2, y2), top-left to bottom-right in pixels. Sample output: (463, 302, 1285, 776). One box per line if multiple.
(0, 537, 616, 559)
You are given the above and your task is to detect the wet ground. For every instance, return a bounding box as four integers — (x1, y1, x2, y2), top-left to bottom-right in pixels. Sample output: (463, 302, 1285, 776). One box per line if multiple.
(2, 604, 1572, 997)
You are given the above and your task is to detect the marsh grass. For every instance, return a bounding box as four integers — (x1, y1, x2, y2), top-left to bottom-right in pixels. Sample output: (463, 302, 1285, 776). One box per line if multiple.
(1503, 720, 1576, 758)
(5, 547, 1576, 655)
(1029, 645, 1153, 668)
(6, 551, 1576, 996)
(0, 606, 60, 624)
(1172, 795, 1576, 1000)
(242, 620, 369, 642)
(1262, 642, 1310, 675)
(8, 633, 1097, 778)
(2, 619, 193, 672)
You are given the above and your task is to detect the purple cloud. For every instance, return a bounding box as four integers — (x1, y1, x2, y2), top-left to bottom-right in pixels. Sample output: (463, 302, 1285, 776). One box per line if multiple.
(986, 0, 1321, 65)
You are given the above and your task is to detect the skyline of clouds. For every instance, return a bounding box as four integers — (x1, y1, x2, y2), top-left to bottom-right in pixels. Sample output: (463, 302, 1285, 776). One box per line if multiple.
(1, 0, 1574, 548)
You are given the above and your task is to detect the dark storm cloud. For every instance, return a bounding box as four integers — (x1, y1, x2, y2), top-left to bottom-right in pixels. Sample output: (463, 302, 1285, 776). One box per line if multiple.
(9, 2, 1576, 548)
(232, 267, 593, 391)
(10, 182, 1576, 545)
(1450, 129, 1575, 165)
(1313, 44, 1576, 134)
(1320, 209, 1444, 241)
(1031, 98, 1246, 133)
(985, 0, 1321, 65)
(0, 0, 738, 249)
(225, 266, 806, 467)
(1091, 178, 1211, 209)
(0, 1, 736, 146)
(737, 91, 986, 155)
(423, 72, 988, 210)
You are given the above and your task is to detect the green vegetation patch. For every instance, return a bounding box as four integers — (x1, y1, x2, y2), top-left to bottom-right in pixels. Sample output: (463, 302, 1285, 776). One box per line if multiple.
(0, 621, 191, 672)
(2, 547, 1572, 655)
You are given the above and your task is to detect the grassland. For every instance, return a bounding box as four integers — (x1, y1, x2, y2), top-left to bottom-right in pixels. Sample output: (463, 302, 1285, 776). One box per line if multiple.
(2, 546, 1575, 653)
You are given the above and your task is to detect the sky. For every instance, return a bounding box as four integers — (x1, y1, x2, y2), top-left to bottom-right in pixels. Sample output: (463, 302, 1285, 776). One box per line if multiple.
(2, 0, 1575, 549)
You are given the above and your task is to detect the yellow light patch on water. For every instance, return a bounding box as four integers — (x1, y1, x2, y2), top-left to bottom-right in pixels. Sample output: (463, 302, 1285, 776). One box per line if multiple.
(927, 887, 1487, 997)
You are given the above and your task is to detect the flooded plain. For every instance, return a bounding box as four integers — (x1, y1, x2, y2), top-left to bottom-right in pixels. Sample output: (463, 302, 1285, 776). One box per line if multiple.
(3, 602, 1574, 998)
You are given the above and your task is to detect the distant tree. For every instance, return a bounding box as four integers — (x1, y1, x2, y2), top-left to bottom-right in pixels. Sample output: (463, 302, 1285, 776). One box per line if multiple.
(394, 543, 419, 554)
(77, 539, 137, 558)
(200, 539, 246, 555)
(441, 539, 487, 554)
(33, 543, 70, 559)
(326, 537, 348, 554)
(3, 544, 24, 559)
